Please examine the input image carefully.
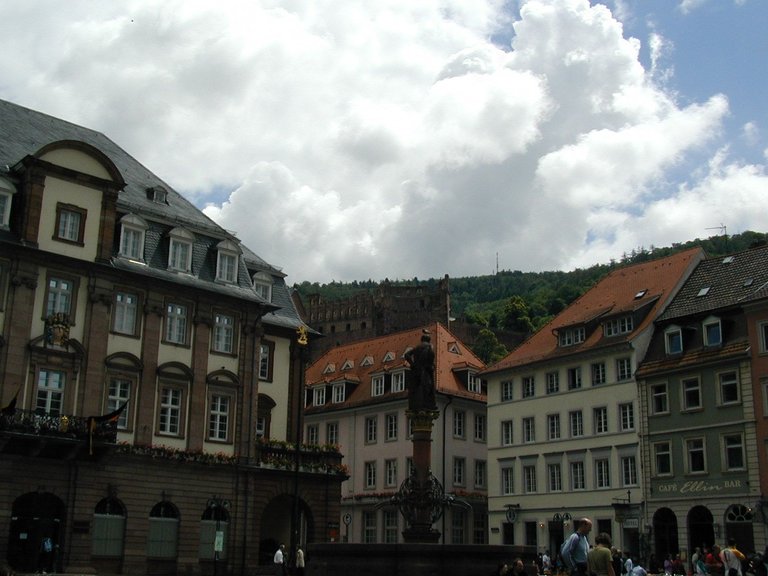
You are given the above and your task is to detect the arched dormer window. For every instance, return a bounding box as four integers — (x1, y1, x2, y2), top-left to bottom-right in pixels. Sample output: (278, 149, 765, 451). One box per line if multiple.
(0, 176, 17, 230)
(252, 271, 273, 302)
(215, 239, 240, 284)
(118, 214, 148, 261)
(168, 227, 194, 273)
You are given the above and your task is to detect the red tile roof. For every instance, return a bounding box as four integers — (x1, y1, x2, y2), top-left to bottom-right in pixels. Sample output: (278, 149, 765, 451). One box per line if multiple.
(305, 322, 486, 411)
(482, 247, 705, 374)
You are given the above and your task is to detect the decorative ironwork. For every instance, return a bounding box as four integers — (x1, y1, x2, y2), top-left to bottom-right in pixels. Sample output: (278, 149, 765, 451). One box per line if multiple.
(381, 472, 470, 526)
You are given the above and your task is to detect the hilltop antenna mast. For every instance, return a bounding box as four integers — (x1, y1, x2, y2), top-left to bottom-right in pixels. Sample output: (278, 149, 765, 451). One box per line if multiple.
(706, 224, 728, 252)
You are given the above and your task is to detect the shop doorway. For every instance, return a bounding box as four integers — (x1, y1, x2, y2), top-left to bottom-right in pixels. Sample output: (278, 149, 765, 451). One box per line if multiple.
(7, 491, 65, 573)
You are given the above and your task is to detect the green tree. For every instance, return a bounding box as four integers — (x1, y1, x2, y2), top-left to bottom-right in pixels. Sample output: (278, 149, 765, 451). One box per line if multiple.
(472, 328, 509, 365)
(501, 296, 534, 333)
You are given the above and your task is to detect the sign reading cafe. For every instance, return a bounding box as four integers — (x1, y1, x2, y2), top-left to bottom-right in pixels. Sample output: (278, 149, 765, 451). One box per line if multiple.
(654, 478, 744, 495)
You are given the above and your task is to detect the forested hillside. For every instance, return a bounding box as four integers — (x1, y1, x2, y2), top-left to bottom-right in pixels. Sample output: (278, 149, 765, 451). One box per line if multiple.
(294, 231, 766, 335)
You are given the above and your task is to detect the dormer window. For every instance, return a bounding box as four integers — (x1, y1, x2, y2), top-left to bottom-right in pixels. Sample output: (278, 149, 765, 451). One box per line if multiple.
(468, 372, 482, 393)
(168, 227, 194, 273)
(361, 356, 374, 367)
(119, 214, 148, 261)
(55, 203, 86, 244)
(332, 383, 346, 403)
(703, 316, 722, 347)
(0, 176, 17, 229)
(148, 186, 168, 204)
(604, 315, 634, 337)
(383, 351, 395, 363)
(558, 326, 585, 347)
(372, 375, 385, 397)
(341, 359, 354, 371)
(252, 271, 273, 302)
(665, 325, 683, 355)
(322, 363, 335, 375)
(313, 386, 326, 406)
(215, 239, 240, 284)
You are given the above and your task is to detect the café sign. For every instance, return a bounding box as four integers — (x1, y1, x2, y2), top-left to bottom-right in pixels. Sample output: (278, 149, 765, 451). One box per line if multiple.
(654, 478, 744, 496)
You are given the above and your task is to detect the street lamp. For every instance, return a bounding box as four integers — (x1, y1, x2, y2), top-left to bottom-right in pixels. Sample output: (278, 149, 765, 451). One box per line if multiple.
(207, 496, 231, 576)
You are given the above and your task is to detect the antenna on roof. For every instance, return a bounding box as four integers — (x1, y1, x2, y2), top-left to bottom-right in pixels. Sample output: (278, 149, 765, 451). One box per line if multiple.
(706, 223, 728, 252)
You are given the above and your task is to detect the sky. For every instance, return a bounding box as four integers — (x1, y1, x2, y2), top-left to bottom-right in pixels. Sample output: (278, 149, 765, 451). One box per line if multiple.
(0, 0, 766, 284)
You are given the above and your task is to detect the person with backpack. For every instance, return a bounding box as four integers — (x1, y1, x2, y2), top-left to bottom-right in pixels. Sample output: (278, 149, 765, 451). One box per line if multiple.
(561, 518, 593, 576)
(721, 539, 746, 576)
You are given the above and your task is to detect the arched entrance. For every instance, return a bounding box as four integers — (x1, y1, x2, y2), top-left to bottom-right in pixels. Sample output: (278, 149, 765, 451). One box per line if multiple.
(725, 504, 755, 553)
(258, 495, 314, 566)
(653, 507, 679, 561)
(7, 491, 65, 572)
(688, 506, 714, 553)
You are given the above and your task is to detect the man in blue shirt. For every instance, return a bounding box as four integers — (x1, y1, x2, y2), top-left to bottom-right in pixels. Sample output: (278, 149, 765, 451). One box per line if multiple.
(561, 518, 593, 576)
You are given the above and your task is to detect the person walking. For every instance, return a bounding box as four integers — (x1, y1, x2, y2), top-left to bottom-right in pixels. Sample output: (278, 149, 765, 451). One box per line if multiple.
(295, 546, 305, 576)
(721, 539, 746, 576)
(588, 533, 616, 576)
(273, 543, 286, 576)
(561, 518, 593, 576)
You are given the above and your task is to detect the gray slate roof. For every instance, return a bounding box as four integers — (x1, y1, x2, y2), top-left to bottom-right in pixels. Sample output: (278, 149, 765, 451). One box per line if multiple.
(657, 243, 768, 321)
(0, 98, 305, 330)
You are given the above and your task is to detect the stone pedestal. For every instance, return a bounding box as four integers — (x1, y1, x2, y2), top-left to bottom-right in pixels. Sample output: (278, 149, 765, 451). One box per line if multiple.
(401, 409, 441, 543)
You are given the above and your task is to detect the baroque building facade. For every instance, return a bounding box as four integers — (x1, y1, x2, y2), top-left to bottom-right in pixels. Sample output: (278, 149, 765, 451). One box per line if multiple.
(636, 244, 768, 558)
(0, 99, 344, 575)
(302, 323, 488, 544)
(482, 249, 704, 558)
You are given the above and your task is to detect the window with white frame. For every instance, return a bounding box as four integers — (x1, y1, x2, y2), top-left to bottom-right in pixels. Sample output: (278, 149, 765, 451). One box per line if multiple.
(474, 460, 487, 488)
(595, 459, 610, 488)
(605, 315, 634, 337)
(567, 366, 582, 390)
(362, 511, 377, 543)
(383, 510, 398, 544)
(719, 371, 739, 404)
(522, 376, 535, 398)
(55, 203, 86, 243)
(501, 380, 514, 401)
(616, 357, 632, 381)
(686, 437, 706, 473)
(523, 417, 535, 443)
(501, 466, 514, 495)
(703, 316, 722, 347)
(386, 413, 398, 441)
(559, 326, 585, 347)
(594, 406, 608, 434)
(651, 383, 669, 414)
(158, 386, 183, 436)
(654, 441, 672, 476)
(761, 322, 768, 353)
(453, 457, 466, 486)
(45, 275, 74, 318)
(619, 402, 635, 431)
(326, 422, 338, 445)
(523, 465, 537, 493)
(215, 239, 239, 283)
(723, 434, 745, 470)
(208, 394, 230, 441)
(113, 291, 139, 336)
(165, 302, 188, 345)
(107, 377, 131, 429)
(682, 377, 702, 411)
(474, 414, 486, 442)
(118, 214, 147, 261)
(569, 411, 583, 437)
(385, 459, 398, 487)
(371, 375, 385, 397)
(570, 461, 585, 490)
(468, 372, 482, 393)
(36, 368, 65, 416)
(0, 177, 15, 229)
(168, 227, 193, 273)
(306, 424, 319, 445)
(453, 410, 466, 438)
(213, 313, 235, 354)
(365, 416, 377, 443)
(392, 371, 405, 393)
(621, 456, 638, 486)
(332, 383, 345, 403)
(591, 362, 606, 386)
(252, 271, 273, 302)
(502, 420, 514, 445)
(313, 387, 326, 406)
(259, 341, 274, 381)
(546, 371, 559, 394)
(547, 414, 561, 440)
(665, 326, 683, 354)
(548, 463, 562, 492)
(364, 461, 376, 489)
